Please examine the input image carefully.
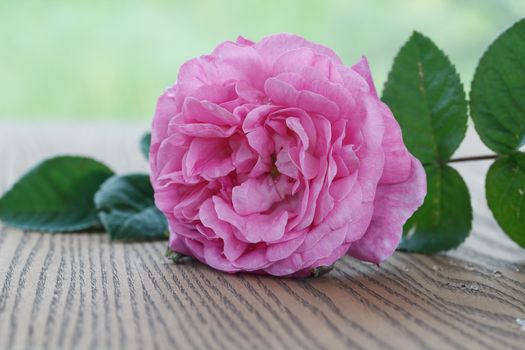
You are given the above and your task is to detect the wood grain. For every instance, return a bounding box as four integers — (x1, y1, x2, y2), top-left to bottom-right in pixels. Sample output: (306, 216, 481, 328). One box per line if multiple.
(0, 122, 524, 350)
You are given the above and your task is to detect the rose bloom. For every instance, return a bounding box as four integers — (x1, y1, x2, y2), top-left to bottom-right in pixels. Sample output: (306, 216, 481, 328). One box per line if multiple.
(150, 34, 426, 277)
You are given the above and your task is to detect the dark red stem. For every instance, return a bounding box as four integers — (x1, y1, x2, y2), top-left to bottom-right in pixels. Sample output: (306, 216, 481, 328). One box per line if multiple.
(446, 154, 499, 163)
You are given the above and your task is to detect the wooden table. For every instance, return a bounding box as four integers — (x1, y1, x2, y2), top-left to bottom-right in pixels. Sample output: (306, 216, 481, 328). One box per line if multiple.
(0, 122, 524, 350)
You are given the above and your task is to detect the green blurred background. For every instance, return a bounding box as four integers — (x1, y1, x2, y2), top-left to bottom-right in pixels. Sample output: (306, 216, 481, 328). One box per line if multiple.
(1, 0, 524, 121)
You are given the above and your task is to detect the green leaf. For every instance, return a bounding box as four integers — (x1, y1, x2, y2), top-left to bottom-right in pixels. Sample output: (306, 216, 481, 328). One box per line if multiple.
(399, 165, 472, 253)
(94, 174, 167, 241)
(486, 153, 525, 248)
(140, 132, 151, 160)
(470, 19, 525, 154)
(0, 156, 114, 232)
(382, 31, 468, 164)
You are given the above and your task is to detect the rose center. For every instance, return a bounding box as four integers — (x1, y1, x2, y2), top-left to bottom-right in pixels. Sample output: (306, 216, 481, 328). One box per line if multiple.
(270, 154, 280, 179)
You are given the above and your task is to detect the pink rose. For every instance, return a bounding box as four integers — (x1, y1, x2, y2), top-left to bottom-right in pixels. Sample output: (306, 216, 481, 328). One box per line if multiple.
(150, 34, 426, 277)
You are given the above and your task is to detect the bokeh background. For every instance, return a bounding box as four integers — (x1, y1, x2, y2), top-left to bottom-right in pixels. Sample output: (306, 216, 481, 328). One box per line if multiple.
(1, 0, 524, 121)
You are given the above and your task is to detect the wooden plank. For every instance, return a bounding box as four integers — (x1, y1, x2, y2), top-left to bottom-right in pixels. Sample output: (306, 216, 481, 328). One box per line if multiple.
(0, 122, 524, 350)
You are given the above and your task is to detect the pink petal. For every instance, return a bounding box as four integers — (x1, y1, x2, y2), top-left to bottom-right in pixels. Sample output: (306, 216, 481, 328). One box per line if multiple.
(264, 77, 299, 107)
(169, 231, 192, 256)
(351, 57, 378, 98)
(229, 135, 257, 172)
(254, 33, 342, 66)
(235, 81, 266, 103)
(339, 145, 360, 174)
(246, 127, 274, 157)
(178, 40, 267, 94)
(152, 133, 187, 179)
(271, 72, 306, 90)
(234, 249, 271, 271)
(278, 108, 318, 148)
(214, 197, 288, 243)
(204, 246, 240, 273)
(297, 180, 369, 255)
(177, 58, 210, 93)
(243, 105, 279, 131)
(211, 41, 268, 89)
(236, 36, 255, 46)
(182, 97, 240, 126)
(286, 117, 310, 149)
(312, 243, 351, 269)
(379, 102, 412, 185)
(299, 150, 319, 180)
(301, 75, 356, 116)
(329, 172, 357, 201)
(286, 178, 310, 231)
(173, 184, 210, 218)
(199, 199, 232, 236)
(263, 253, 304, 276)
(313, 189, 334, 226)
(199, 199, 248, 261)
(275, 148, 299, 178)
(311, 116, 331, 157)
(193, 83, 237, 104)
(184, 237, 205, 260)
(355, 96, 386, 202)
(183, 138, 234, 179)
(300, 223, 348, 264)
(232, 176, 281, 215)
(294, 156, 327, 230)
(347, 156, 426, 263)
(175, 123, 237, 138)
(151, 86, 183, 149)
(266, 234, 306, 262)
(243, 211, 289, 243)
(249, 156, 272, 178)
(272, 47, 316, 75)
(296, 90, 340, 121)
(336, 64, 371, 96)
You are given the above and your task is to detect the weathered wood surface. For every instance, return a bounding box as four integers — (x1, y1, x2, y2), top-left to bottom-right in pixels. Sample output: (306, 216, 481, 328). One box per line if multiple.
(0, 122, 524, 350)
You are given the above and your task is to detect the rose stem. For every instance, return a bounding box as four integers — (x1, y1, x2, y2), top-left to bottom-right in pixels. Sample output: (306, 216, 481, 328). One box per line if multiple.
(422, 154, 500, 167)
(446, 154, 499, 163)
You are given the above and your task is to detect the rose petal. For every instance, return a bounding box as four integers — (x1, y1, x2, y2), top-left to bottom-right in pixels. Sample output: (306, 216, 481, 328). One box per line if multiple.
(351, 57, 378, 98)
(214, 197, 288, 243)
(254, 33, 342, 66)
(266, 233, 307, 262)
(348, 156, 426, 263)
(182, 97, 240, 126)
(175, 123, 237, 138)
(234, 249, 271, 271)
(183, 138, 234, 179)
(232, 176, 281, 215)
(379, 102, 412, 185)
